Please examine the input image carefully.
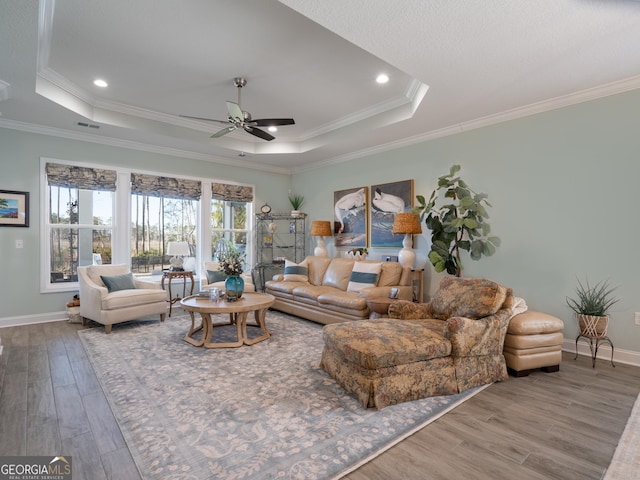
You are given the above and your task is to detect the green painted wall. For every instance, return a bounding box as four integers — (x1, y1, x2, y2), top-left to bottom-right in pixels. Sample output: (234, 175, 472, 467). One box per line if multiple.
(293, 88, 640, 352)
(0, 128, 291, 318)
(2, 88, 640, 354)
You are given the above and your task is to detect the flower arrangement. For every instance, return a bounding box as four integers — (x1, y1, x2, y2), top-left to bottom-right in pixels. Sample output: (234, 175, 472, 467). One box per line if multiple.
(218, 241, 246, 276)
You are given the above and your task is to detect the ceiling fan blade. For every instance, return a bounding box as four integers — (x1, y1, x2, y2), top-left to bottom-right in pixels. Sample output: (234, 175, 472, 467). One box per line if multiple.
(179, 115, 230, 125)
(244, 126, 275, 141)
(211, 126, 235, 138)
(251, 118, 295, 127)
(226, 101, 244, 122)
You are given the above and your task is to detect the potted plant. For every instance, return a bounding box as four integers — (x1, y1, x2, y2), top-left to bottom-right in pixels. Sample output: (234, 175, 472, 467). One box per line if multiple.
(566, 278, 619, 338)
(288, 194, 305, 217)
(345, 247, 368, 260)
(218, 240, 247, 301)
(413, 164, 500, 277)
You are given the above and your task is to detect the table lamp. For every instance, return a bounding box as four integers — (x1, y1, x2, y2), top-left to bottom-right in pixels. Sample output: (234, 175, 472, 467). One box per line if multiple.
(167, 241, 190, 271)
(392, 213, 422, 268)
(310, 220, 332, 257)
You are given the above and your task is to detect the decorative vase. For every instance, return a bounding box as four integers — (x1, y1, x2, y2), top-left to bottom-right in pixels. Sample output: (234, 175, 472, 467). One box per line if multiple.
(225, 276, 244, 301)
(577, 314, 609, 338)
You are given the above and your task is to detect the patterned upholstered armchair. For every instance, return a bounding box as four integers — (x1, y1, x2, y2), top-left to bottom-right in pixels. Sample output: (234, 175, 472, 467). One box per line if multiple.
(320, 277, 516, 408)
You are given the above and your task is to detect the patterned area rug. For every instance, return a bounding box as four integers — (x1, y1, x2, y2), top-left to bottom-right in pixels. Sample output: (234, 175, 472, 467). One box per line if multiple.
(603, 392, 640, 479)
(78, 311, 486, 480)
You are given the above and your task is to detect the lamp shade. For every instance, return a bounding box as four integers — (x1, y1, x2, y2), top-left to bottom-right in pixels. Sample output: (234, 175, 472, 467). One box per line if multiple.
(310, 220, 332, 237)
(392, 213, 422, 234)
(167, 241, 190, 256)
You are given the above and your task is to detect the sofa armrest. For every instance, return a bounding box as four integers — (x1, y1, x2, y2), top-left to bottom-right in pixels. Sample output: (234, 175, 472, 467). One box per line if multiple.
(446, 307, 512, 357)
(359, 285, 412, 301)
(388, 300, 436, 320)
(272, 273, 284, 281)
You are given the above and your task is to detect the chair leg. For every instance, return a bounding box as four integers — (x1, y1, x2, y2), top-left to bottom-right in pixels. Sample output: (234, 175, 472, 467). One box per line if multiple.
(160, 313, 166, 323)
(508, 367, 530, 377)
(105, 324, 112, 334)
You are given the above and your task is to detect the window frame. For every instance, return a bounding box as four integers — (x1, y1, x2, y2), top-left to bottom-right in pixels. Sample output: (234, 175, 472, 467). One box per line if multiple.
(40, 157, 254, 293)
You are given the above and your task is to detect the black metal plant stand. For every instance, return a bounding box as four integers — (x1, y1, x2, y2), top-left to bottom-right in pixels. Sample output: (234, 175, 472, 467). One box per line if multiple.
(574, 334, 615, 368)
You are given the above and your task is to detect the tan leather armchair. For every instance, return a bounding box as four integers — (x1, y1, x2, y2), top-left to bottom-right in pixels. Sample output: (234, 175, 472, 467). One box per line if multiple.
(78, 264, 167, 333)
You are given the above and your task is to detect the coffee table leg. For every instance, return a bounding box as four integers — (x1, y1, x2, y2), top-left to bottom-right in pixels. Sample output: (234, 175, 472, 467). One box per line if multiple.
(183, 311, 207, 347)
(203, 312, 244, 349)
(243, 308, 271, 345)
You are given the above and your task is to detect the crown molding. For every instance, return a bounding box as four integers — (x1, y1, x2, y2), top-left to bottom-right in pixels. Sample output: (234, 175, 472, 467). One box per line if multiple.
(292, 74, 640, 173)
(0, 118, 292, 175)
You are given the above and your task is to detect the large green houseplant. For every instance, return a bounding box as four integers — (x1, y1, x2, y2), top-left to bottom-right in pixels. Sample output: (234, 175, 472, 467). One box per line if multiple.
(414, 164, 500, 277)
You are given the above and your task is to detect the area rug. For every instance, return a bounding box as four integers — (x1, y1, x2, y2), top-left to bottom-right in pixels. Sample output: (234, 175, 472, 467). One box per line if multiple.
(78, 311, 487, 480)
(603, 392, 640, 479)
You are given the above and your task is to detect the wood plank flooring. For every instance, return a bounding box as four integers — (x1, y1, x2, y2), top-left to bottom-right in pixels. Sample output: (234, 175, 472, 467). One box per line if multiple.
(1, 319, 639, 480)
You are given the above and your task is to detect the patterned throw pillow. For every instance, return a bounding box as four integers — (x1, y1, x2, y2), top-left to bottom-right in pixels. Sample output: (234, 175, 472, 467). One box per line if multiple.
(347, 262, 382, 292)
(283, 259, 309, 282)
(100, 273, 136, 292)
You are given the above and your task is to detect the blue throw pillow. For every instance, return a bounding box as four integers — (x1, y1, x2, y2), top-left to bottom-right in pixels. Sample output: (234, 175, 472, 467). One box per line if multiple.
(100, 273, 136, 292)
(206, 269, 227, 284)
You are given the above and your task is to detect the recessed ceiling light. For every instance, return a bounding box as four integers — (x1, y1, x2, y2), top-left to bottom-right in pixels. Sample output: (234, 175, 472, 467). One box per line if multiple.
(93, 79, 108, 88)
(376, 73, 389, 84)
(268, 126, 278, 132)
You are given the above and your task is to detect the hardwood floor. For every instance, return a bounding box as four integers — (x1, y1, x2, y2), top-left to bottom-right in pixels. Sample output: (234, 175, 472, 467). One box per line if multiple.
(0, 319, 639, 480)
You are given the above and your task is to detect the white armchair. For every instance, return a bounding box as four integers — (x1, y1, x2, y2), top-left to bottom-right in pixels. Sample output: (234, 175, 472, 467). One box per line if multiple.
(78, 264, 167, 333)
(200, 261, 255, 292)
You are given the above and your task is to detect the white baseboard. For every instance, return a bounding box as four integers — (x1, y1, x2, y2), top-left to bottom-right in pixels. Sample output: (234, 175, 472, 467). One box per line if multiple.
(0, 311, 68, 329)
(562, 338, 640, 368)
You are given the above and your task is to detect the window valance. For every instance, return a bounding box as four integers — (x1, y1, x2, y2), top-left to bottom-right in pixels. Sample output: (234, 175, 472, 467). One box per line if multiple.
(46, 163, 117, 192)
(131, 173, 201, 200)
(211, 182, 253, 202)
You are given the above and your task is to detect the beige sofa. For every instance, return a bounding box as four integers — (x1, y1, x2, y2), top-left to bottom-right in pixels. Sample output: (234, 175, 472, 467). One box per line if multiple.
(78, 264, 167, 333)
(265, 256, 413, 324)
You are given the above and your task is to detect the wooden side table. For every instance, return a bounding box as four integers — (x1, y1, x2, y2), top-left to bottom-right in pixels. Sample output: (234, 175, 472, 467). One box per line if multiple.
(411, 268, 424, 303)
(366, 297, 395, 319)
(161, 270, 194, 316)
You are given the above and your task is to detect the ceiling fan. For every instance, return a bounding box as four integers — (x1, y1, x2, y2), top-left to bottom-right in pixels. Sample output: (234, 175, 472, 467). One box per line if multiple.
(180, 77, 295, 141)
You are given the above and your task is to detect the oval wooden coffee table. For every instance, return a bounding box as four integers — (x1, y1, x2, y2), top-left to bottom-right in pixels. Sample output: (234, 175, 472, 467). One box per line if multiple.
(180, 292, 275, 348)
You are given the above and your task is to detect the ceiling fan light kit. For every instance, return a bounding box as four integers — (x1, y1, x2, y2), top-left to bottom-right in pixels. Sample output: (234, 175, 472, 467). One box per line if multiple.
(180, 77, 295, 141)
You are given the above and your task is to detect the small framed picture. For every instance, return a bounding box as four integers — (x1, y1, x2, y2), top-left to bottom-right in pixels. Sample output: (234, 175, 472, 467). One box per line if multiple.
(389, 288, 399, 299)
(0, 190, 29, 227)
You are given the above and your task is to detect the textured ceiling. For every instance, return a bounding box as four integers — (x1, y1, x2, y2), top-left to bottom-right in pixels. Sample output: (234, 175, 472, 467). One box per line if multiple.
(1, 0, 640, 173)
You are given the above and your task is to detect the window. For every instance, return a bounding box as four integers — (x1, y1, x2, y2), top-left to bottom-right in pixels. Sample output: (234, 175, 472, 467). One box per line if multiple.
(44, 163, 115, 290)
(130, 173, 201, 274)
(211, 182, 253, 270)
(41, 159, 254, 292)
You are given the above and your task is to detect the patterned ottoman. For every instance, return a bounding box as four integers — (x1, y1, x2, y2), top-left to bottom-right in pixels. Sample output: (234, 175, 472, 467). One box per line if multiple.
(320, 318, 458, 409)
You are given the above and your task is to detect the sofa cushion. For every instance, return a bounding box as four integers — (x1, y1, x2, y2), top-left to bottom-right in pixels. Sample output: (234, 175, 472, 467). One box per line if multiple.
(101, 288, 167, 310)
(292, 284, 336, 301)
(430, 277, 507, 320)
(318, 291, 368, 310)
(283, 259, 309, 282)
(100, 273, 136, 292)
(306, 256, 333, 285)
(322, 258, 355, 290)
(322, 319, 452, 370)
(347, 262, 382, 292)
(378, 262, 403, 286)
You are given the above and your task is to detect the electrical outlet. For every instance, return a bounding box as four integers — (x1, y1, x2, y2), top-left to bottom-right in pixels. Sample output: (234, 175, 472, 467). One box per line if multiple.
(635, 312, 640, 326)
(15, 239, 23, 249)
